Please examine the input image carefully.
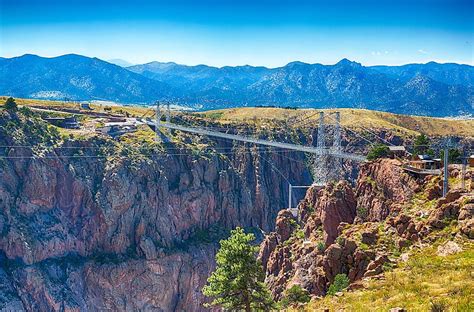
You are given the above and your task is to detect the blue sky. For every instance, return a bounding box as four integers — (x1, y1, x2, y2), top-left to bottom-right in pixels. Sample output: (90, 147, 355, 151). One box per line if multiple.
(0, 0, 472, 67)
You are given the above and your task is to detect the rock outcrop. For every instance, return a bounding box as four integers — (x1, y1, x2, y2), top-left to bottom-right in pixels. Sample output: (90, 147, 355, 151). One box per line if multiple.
(258, 159, 474, 300)
(259, 181, 361, 298)
(300, 181, 356, 246)
(355, 159, 420, 221)
(2, 246, 216, 311)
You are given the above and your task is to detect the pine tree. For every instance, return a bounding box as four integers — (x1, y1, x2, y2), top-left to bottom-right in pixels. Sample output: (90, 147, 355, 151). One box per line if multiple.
(203, 227, 275, 311)
(413, 133, 429, 155)
(4, 97, 18, 111)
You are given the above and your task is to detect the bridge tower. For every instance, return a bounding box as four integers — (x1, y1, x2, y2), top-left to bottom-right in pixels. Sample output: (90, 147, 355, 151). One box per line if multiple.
(442, 137, 452, 197)
(314, 112, 328, 185)
(155, 101, 172, 143)
(166, 102, 171, 123)
(331, 111, 342, 181)
(155, 101, 162, 143)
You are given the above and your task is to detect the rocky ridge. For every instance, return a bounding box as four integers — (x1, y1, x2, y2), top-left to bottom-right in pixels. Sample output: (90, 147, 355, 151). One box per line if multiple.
(258, 159, 474, 300)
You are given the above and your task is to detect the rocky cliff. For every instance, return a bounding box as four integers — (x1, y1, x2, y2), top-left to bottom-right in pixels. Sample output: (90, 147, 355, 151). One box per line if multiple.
(1, 108, 472, 311)
(258, 159, 474, 300)
(0, 109, 314, 311)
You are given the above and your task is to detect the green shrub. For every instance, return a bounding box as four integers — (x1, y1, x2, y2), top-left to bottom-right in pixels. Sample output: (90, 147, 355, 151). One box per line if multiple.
(317, 241, 325, 252)
(327, 274, 350, 296)
(367, 144, 389, 161)
(357, 206, 369, 219)
(294, 229, 304, 240)
(382, 262, 395, 272)
(440, 149, 462, 164)
(414, 133, 431, 155)
(206, 112, 224, 120)
(279, 285, 311, 308)
(336, 236, 345, 246)
(430, 300, 447, 312)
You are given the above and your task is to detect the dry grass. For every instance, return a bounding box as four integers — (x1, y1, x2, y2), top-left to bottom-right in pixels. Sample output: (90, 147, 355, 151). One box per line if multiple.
(299, 238, 474, 312)
(199, 107, 474, 137)
(3, 98, 473, 137)
(0, 97, 155, 117)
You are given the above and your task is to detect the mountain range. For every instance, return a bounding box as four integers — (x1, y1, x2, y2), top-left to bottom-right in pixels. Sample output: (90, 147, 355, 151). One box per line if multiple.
(1, 54, 473, 116)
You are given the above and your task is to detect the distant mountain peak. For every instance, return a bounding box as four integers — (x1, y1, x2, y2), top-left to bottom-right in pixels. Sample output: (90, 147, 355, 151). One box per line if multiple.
(16, 53, 41, 59)
(335, 58, 362, 67)
(1, 54, 472, 117)
(285, 61, 309, 67)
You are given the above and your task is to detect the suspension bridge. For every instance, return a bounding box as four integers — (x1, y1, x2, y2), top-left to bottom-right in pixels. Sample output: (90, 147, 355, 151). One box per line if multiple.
(151, 103, 370, 215)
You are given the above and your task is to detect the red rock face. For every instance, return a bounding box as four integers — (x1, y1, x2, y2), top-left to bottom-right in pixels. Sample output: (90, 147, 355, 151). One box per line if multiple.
(5, 246, 216, 311)
(0, 142, 311, 311)
(299, 181, 356, 246)
(259, 181, 359, 298)
(355, 159, 420, 221)
(316, 182, 357, 245)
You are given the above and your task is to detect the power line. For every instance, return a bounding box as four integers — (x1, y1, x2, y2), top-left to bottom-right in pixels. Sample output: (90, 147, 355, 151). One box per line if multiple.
(325, 113, 395, 146)
(0, 144, 300, 151)
(0, 146, 316, 160)
(259, 153, 290, 184)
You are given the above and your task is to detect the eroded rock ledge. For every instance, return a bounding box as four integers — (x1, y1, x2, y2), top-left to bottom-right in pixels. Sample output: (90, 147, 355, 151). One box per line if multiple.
(258, 159, 474, 299)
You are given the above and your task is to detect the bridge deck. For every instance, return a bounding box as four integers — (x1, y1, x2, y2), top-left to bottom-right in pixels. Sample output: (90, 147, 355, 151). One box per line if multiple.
(155, 122, 367, 162)
(402, 165, 442, 176)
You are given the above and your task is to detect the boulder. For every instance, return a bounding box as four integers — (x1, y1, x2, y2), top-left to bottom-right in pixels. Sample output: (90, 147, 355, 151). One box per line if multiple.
(425, 177, 443, 200)
(275, 210, 297, 242)
(460, 219, 474, 239)
(437, 241, 462, 256)
(361, 230, 378, 245)
(458, 203, 474, 221)
(437, 190, 464, 208)
(364, 254, 389, 277)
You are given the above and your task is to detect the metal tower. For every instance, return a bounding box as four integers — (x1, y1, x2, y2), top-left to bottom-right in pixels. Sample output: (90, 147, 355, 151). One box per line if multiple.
(155, 101, 162, 143)
(442, 137, 451, 197)
(314, 112, 328, 185)
(166, 102, 171, 123)
(331, 111, 342, 181)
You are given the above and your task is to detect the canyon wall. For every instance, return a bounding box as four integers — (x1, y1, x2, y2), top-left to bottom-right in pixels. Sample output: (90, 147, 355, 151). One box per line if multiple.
(0, 134, 311, 311)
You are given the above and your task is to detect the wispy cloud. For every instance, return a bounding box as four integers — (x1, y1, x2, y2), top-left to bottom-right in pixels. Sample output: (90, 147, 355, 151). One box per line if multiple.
(371, 51, 390, 56)
(417, 49, 429, 55)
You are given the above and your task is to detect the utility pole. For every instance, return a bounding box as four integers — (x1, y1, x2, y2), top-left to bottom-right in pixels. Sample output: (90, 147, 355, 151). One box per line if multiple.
(288, 183, 292, 210)
(442, 137, 451, 197)
(461, 146, 467, 191)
